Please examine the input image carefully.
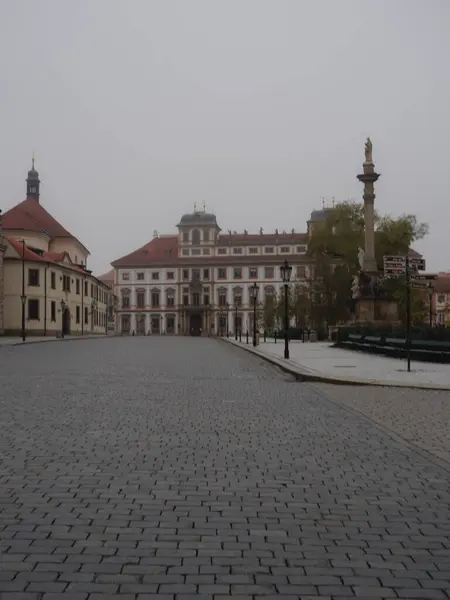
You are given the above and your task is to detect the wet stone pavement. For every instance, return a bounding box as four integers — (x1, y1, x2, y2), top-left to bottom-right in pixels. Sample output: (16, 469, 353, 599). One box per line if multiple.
(0, 336, 450, 599)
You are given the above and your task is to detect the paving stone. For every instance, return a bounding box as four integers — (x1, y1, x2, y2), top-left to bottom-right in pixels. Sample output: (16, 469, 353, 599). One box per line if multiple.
(1, 337, 450, 598)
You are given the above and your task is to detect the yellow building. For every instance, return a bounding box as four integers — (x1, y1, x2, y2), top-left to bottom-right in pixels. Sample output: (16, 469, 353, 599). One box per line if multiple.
(0, 162, 111, 337)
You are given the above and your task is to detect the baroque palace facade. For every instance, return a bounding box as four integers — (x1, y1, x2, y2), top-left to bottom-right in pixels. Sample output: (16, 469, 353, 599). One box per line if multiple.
(0, 162, 111, 336)
(111, 209, 322, 335)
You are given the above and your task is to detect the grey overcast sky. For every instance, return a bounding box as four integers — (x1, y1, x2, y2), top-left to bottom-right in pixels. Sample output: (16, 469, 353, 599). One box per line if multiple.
(1, 0, 449, 275)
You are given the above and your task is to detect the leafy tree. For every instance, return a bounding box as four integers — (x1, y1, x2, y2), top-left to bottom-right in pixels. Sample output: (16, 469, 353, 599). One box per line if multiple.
(307, 201, 429, 327)
(262, 294, 278, 329)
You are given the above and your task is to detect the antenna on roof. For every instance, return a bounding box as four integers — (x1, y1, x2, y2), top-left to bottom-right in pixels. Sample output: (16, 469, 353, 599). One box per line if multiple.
(321, 197, 325, 209)
(194, 202, 197, 212)
(202, 202, 206, 212)
(332, 197, 335, 208)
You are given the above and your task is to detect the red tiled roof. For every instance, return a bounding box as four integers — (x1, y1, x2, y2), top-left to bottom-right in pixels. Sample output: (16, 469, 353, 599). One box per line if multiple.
(2, 197, 73, 237)
(111, 233, 310, 268)
(98, 269, 114, 282)
(6, 238, 90, 276)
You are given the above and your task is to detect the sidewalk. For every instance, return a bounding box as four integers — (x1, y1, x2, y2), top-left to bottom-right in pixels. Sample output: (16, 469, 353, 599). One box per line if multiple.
(224, 338, 450, 390)
(0, 333, 114, 347)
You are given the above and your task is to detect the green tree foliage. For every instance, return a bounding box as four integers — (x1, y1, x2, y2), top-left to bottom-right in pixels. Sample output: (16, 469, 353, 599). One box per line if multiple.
(306, 202, 429, 327)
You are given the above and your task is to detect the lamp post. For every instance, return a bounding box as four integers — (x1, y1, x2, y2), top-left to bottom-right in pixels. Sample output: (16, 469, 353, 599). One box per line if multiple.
(250, 282, 259, 347)
(60, 299, 66, 339)
(234, 300, 239, 341)
(428, 282, 433, 328)
(21, 239, 26, 342)
(226, 302, 229, 338)
(280, 259, 293, 359)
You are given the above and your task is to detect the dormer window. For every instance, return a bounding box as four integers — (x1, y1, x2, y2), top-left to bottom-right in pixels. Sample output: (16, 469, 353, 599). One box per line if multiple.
(183, 232, 189, 242)
(192, 229, 201, 244)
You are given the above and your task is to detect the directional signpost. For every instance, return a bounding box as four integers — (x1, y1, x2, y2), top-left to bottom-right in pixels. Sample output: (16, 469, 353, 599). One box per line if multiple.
(383, 255, 427, 372)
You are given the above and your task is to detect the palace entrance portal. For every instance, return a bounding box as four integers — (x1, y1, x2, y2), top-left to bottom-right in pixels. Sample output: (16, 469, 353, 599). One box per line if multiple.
(189, 314, 202, 336)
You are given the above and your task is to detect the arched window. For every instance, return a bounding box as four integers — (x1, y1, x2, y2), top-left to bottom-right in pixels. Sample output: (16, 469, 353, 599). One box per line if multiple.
(192, 229, 200, 244)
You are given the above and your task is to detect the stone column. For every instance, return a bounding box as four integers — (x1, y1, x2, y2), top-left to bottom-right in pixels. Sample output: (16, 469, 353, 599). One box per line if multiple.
(357, 138, 380, 274)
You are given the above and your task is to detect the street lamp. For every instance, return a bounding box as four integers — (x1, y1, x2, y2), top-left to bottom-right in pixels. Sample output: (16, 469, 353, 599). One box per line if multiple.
(428, 282, 434, 328)
(280, 259, 293, 359)
(226, 302, 229, 338)
(60, 299, 66, 339)
(21, 239, 26, 342)
(250, 283, 259, 347)
(234, 299, 239, 341)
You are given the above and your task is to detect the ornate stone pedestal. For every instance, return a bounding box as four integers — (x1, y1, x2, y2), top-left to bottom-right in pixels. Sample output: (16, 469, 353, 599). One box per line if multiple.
(355, 297, 400, 326)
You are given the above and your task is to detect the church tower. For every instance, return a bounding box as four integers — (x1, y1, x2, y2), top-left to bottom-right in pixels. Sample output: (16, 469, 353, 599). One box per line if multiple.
(26, 156, 40, 201)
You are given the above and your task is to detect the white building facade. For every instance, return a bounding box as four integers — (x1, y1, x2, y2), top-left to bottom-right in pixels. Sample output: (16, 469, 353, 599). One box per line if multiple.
(111, 210, 313, 335)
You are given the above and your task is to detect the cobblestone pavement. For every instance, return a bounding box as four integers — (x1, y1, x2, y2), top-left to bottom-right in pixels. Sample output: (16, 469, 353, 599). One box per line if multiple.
(1, 337, 450, 599)
(309, 382, 450, 465)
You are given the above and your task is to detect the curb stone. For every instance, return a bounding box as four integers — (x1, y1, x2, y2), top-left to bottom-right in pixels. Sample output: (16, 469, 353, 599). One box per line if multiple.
(221, 337, 450, 392)
(0, 334, 121, 348)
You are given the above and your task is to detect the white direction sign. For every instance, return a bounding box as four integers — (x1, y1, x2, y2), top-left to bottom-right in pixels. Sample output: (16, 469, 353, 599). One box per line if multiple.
(383, 255, 406, 277)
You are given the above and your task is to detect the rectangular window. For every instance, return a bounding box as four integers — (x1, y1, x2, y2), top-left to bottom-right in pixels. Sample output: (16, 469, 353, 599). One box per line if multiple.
(192, 292, 200, 307)
(192, 269, 201, 281)
(234, 292, 242, 306)
(183, 294, 189, 306)
(28, 299, 39, 320)
(122, 272, 130, 280)
(265, 267, 274, 278)
(76, 306, 80, 324)
(191, 248, 201, 255)
(233, 268, 242, 279)
(167, 271, 175, 280)
(137, 272, 145, 280)
(249, 247, 258, 254)
(296, 266, 306, 278)
(51, 301, 56, 322)
(233, 247, 243, 255)
(90, 283, 93, 297)
(76, 279, 80, 294)
(63, 275, 71, 292)
(28, 269, 39, 286)
(218, 268, 227, 279)
(151, 272, 159, 281)
(217, 248, 227, 255)
(249, 267, 258, 279)
(202, 248, 210, 255)
(438, 294, 445, 304)
(280, 246, 290, 253)
(203, 268, 210, 280)
(84, 306, 89, 324)
(264, 247, 274, 254)
(183, 269, 189, 280)
(218, 292, 227, 306)
(151, 292, 160, 307)
(137, 292, 145, 308)
(84, 281, 88, 296)
(182, 248, 189, 256)
(183, 232, 189, 242)
(167, 295, 175, 307)
(203, 294, 210, 306)
(296, 245, 307, 253)
(51, 271, 56, 289)
(122, 296, 130, 308)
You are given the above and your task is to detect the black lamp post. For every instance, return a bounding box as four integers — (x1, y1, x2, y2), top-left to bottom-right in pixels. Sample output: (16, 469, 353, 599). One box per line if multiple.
(226, 302, 229, 338)
(428, 282, 434, 328)
(250, 282, 259, 347)
(280, 259, 293, 359)
(60, 299, 66, 339)
(21, 239, 26, 342)
(234, 300, 239, 341)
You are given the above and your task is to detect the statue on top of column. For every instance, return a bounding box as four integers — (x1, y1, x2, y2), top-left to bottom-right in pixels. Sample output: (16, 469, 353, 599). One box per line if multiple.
(364, 137, 373, 164)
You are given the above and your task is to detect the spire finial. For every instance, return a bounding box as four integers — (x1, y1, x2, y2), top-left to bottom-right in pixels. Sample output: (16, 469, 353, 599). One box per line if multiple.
(32, 153, 35, 170)
(194, 202, 197, 212)
(321, 197, 325, 209)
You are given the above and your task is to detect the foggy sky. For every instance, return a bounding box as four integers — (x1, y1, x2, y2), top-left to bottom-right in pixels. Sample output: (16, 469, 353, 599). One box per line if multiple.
(1, 0, 449, 275)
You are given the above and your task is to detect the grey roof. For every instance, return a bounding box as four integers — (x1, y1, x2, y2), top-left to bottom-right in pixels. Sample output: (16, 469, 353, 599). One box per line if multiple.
(177, 211, 218, 226)
(309, 208, 333, 223)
